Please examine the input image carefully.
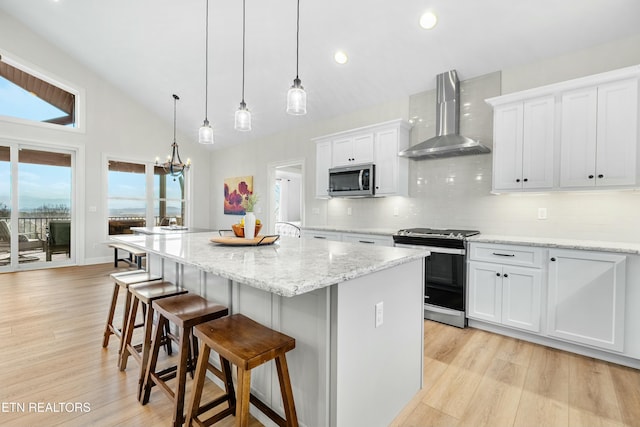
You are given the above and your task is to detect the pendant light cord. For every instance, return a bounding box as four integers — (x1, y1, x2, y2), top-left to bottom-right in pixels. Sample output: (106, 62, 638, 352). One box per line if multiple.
(173, 94, 178, 142)
(204, 0, 209, 120)
(241, 0, 246, 104)
(295, 0, 300, 79)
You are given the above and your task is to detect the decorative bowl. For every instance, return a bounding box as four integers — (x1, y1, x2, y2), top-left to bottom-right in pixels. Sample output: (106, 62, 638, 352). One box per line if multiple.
(232, 223, 262, 238)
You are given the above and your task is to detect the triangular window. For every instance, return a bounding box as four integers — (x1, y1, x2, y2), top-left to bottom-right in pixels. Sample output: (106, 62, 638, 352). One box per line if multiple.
(0, 55, 76, 127)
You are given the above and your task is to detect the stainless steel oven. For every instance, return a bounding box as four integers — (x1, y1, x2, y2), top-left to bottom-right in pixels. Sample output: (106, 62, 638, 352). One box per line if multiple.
(393, 228, 479, 328)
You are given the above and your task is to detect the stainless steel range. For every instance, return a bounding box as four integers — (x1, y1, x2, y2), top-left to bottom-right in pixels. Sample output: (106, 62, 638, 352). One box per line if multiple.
(393, 228, 479, 328)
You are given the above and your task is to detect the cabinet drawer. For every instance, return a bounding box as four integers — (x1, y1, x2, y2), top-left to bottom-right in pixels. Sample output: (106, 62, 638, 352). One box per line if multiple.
(300, 230, 341, 241)
(341, 233, 393, 247)
(469, 243, 545, 268)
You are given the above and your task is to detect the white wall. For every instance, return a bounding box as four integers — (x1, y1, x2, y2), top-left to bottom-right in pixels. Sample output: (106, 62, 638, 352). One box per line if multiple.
(210, 33, 640, 243)
(0, 10, 212, 264)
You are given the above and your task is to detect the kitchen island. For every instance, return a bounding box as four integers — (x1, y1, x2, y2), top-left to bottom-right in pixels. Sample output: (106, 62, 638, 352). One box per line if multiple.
(110, 232, 428, 427)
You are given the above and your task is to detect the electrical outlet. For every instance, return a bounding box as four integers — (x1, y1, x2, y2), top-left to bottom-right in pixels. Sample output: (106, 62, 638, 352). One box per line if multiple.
(375, 301, 384, 328)
(538, 207, 548, 220)
(347, 207, 352, 216)
(393, 206, 399, 216)
(312, 207, 320, 215)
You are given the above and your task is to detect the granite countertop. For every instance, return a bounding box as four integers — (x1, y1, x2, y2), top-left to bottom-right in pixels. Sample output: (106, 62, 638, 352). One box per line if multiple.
(110, 232, 428, 297)
(468, 234, 640, 255)
(301, 225, 398, 236)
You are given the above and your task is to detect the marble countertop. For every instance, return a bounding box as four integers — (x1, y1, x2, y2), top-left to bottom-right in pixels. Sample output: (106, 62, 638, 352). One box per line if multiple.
(110, 232, 428, 297)
(468, 234, 640, 255)
(130, 226, 214, 235)
(301, 225, 398, 236)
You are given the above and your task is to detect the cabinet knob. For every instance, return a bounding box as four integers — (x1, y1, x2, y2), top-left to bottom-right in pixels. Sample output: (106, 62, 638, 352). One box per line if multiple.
(503, 273, 509, 278)
(515, 179, 521, 183)
(550, 257, 556, 261)
(523, 178, 528, 182)
(598, 174, 604, 179)
(496, 272, 501, 277)
(588, 175, 594, 179)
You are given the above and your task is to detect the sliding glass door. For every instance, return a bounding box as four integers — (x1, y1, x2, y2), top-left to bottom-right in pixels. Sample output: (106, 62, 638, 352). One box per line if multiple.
(0, 143, 74, 270)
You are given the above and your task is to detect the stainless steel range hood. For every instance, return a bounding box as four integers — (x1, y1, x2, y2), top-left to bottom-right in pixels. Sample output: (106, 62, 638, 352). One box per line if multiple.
(399, 70, 490, 159)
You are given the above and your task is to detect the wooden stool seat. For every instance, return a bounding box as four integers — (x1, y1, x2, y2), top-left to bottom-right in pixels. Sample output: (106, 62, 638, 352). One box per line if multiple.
(186, 314, 298, 427)
(119, 281, 188, 400)
(102, 270, 162, 350)
(141, 294, 229, 427)
(109, 242, 147, 269)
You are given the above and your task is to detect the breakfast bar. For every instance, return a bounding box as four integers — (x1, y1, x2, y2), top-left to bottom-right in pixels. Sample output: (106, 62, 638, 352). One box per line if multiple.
(110, 232, 428, 427)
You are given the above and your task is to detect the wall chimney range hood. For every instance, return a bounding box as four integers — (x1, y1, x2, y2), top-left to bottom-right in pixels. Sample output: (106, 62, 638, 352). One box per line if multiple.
(399, 70, 490, 159)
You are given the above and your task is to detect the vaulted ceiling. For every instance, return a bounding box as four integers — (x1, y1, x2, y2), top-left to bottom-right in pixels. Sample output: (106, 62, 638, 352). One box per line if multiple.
(1, 0, 639, 150)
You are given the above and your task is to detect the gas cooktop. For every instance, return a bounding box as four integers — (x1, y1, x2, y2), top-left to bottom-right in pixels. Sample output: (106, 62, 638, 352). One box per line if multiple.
(394, 228, 480, 240)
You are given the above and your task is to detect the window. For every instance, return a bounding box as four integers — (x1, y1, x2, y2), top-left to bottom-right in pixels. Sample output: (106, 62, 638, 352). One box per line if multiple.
(0, 54, 77, 127)
(107, 160, 188, 234)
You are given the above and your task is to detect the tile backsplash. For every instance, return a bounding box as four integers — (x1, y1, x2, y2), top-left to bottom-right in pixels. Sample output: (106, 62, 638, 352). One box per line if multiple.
(325, 71, 640, 243)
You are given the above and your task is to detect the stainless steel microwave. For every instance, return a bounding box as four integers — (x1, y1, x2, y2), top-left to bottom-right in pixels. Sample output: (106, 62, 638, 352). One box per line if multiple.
(328, 163, 375, 197)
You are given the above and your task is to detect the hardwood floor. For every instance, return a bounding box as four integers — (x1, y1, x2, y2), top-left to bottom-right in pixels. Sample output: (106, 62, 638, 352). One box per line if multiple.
(0, 264, 639, 427)
(391, 321, 640, 427)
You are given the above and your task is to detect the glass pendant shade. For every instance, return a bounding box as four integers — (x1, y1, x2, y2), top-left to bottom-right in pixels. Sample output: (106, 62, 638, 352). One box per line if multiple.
(286, 78, 306, 115)
(234, 102, 251, 131)
(198, 119, 214, 144)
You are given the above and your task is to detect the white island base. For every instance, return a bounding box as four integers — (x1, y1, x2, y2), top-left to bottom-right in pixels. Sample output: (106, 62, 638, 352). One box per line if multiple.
(149, 253, 424, 427)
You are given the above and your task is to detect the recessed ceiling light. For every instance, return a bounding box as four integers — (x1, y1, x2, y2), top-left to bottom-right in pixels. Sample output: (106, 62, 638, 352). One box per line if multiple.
(419, 11, 438, 30)
(334, 50, 348, 65)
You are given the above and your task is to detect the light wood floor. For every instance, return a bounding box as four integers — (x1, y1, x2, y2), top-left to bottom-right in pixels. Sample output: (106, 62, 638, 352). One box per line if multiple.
(1, 264, 639, 427)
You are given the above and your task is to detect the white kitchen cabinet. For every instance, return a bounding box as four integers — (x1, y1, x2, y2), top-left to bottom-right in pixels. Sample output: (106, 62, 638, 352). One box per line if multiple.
(468, 261, 542, 333)
(300, 229, 341, 241)
(491, 96, 555, 191)
(315, 140, 332, 198)
(560, 79, 638, 188)
(547, 249, 626, 352)
(373, 125, 410, 196)
(331, 133, 374, 167)
(341, 232, 393, 246)
(313, 119, 410, 198)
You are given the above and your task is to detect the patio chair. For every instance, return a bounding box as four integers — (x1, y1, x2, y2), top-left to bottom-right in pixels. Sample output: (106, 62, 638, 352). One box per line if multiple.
(46, 220, 71, 261)
(0, 220, 45, 252)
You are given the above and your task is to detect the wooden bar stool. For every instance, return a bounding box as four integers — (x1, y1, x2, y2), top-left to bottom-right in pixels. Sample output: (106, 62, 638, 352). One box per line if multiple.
(119, 281, 188, 400)
(141, 294, 229, 427)
(186, 314, 298, 427)
(102, 270, 162, 351)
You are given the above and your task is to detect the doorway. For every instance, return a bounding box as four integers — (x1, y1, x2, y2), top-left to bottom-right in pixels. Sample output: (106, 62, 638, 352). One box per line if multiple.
(268, 159, 304, 237)
(0, 143, 75, 271)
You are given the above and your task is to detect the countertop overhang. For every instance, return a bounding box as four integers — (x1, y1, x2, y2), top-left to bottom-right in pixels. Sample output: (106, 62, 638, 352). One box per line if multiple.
(468, 234, 640, 255)
(110, 232, 428, 297)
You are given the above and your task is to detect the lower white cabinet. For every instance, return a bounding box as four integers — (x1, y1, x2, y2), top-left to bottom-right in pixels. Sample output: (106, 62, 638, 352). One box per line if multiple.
(547, 249, 626, 352)
(300, 229, 393, 246)
(468, 261, 542, 333)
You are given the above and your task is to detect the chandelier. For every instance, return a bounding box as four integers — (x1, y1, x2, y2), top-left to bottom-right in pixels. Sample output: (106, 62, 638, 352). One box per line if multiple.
(157, 94, 190, 180)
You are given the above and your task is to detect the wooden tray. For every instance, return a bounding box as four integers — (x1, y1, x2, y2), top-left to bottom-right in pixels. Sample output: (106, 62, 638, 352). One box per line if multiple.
(209, 235, 280, 246)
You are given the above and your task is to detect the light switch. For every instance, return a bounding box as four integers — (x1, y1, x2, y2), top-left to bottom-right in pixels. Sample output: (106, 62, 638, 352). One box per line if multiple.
(375, 301, 384, 328)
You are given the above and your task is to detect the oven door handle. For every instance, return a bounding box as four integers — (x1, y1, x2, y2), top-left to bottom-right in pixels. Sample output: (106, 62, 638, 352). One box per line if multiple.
(395, 243, 465, 256)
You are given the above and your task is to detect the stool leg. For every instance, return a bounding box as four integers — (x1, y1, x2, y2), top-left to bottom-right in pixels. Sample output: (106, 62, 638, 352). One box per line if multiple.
(185, 343, 211, 427)
(141, 315, 166, 405)
(221, 357, 236, 411)
(102, 284, 120, 348)
(117, 287, 133, 355)
(275, 355, 299, 427)
(172, 326, 192, 427)
(236, 367, 252, 427)
(137, 301, 156, 401)
(119, 296, 140, 371)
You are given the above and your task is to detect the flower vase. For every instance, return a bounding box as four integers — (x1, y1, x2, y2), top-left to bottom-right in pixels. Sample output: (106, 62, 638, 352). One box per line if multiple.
(244, 212, 256, 240)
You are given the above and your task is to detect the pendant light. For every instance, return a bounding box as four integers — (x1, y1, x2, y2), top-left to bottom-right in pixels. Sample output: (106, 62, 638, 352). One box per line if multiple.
(156, 94, 190, 181)
(198, 0, 214, 144)
(234, 0, 251, 131)
(286, 0, 306, 115)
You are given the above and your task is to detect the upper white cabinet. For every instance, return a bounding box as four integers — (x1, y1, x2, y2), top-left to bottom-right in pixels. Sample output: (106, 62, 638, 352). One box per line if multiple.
(487, 65, 640, 193)
(315, 140, 332, 198)
(560, 79, 638, 188)
(313, 119, 410, 198)
(332, 133, 374, 167)
(547, 249, 626, 352)
(492, 97, 555, 191)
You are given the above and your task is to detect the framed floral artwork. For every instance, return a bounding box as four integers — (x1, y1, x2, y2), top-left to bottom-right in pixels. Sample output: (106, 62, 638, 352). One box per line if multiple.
(224, 175, 253, 215)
